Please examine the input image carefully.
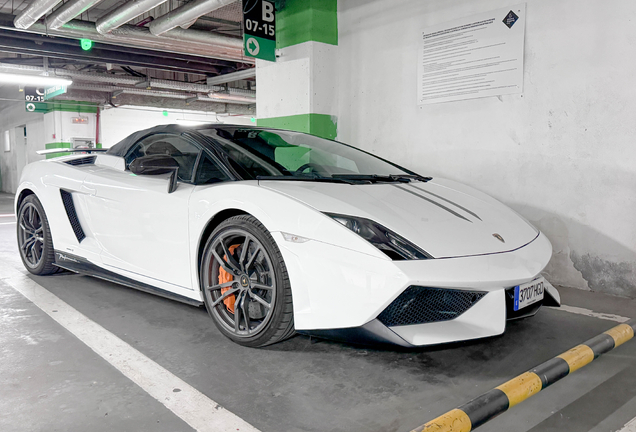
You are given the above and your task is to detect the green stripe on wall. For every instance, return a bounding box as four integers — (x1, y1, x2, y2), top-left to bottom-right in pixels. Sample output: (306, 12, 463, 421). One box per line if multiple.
(276, 0, 337, 48)
(45, 142, 71, 159)
(258, 113, 337, 140)
(46, 101, 98, 113)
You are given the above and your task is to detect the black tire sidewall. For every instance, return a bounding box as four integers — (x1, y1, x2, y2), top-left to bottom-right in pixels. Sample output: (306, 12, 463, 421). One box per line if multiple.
(17, 194, 56, 275)
(200, 215, 293, 347)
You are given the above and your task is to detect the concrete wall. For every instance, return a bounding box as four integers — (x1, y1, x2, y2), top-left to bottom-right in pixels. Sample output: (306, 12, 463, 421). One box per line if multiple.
(0, 100, 45, 193)
(44, 111, 97, 147)
(100, 106, 254, 148)
(337, 0, 636, 298)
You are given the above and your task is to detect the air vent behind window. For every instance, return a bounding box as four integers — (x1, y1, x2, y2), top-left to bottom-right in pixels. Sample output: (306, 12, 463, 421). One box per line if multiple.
(65, 156, 96, 166)
(60, 190, 86, 242)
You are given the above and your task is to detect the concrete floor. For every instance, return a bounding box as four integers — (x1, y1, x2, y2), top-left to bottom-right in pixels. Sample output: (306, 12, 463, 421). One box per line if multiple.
(1, 191, 635, 432)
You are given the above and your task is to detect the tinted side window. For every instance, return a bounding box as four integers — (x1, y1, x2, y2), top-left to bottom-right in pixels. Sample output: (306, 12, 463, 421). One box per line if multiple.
(195, 155, 230, 185)
(125, 134, 201, 182)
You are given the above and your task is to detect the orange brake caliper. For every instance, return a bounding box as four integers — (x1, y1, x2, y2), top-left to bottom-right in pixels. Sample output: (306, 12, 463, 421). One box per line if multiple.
(218, 244, 240, 313)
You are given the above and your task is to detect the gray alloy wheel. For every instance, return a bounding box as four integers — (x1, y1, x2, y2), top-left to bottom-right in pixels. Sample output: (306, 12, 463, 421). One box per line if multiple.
(17, 194, 60, 275)
(200, 215, 295, 347)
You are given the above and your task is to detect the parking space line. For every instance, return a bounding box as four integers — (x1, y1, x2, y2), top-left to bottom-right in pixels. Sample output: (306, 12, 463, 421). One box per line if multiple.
(551, 304, 631, 323)
(619, 417, 636, 432)
(0, 221, 16, 225)
(0, 213, 15, 217)
(6, 274, 261, 432)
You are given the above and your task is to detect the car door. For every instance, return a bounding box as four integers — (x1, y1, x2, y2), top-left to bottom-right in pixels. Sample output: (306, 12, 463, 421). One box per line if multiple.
(82, 132, 202, 291)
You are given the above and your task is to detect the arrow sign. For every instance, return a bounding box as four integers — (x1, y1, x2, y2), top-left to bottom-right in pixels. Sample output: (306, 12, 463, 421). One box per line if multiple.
(246, 37, 260, 56)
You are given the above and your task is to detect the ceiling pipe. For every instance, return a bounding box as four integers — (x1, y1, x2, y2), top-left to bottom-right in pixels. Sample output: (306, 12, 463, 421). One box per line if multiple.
(47, 0, 106, 30)
(0, 62, 256, 102)
(1, 14, 252, 63)
(206, 69, 256, 85)
(117, 24, 243, 50)
(13, 0, 62, 29)
(70, 83, 256, 104)
(95, 0, 169, 34)
(178, 18, 197, 30)
(149, 0, 235, 36)
(0, 30, 225, 74)
(54, 89, 255, 114)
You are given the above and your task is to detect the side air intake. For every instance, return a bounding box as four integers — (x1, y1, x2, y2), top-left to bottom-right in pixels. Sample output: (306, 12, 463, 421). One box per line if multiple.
(60, 190, 86, 242)
(64, 156, 96, 166)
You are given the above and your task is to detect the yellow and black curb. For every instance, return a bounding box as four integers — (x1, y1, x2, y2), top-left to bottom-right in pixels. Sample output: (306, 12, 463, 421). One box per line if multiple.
(411, 319, 636, 432)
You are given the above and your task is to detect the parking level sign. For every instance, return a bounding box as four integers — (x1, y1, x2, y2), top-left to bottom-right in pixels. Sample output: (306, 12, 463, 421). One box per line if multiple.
(243, 0, 276, 61)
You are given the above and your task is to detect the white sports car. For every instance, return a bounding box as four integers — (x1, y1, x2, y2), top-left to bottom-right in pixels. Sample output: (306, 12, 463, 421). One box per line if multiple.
(16, 125, 560, 347)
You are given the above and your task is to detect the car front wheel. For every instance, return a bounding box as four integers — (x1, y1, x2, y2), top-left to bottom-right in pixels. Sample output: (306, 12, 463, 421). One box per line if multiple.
(200, 215, 295, 347)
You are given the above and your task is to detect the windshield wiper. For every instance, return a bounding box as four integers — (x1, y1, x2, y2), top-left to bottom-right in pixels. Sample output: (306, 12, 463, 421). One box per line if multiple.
(331, 174, 432, 183)
(256, 174, 361, 184)
(390, 174, 432, 182)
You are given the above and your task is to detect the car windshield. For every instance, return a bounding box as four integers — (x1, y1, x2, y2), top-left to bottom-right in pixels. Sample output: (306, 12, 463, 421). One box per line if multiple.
(197, 127, 418, 182)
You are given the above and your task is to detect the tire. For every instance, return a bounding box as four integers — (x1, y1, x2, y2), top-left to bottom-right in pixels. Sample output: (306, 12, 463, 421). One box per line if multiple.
(16, 194, 60, 275)
(200, 215, 295, 347)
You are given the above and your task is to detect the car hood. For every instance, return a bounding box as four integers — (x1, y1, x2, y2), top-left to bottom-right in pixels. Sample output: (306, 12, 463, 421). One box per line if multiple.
(259, 178, 539, 259)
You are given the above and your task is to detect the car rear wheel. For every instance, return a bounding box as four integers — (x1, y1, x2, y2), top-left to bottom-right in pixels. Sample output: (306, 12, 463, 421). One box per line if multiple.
(17, 194, 59, 275)
(200, 215, 295, 347)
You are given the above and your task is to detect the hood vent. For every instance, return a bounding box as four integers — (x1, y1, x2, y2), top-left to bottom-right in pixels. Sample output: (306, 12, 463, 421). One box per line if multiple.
(65, 156, 97, 166)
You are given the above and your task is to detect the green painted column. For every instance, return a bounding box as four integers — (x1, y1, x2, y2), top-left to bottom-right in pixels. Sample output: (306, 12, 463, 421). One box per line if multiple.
(256, 0, 339, 140)
(276, 0, 338, 48)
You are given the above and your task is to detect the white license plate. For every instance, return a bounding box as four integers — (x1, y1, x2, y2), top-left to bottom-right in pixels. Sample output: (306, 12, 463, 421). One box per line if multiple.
(514, 277, 545, 311)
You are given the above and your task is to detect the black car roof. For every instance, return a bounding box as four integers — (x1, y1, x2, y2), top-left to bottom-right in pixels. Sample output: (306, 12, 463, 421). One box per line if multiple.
(106, 123, 261, 157)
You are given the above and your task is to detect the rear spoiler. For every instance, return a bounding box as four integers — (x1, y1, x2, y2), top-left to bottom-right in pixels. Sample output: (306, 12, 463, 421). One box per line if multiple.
(37, 148, 108, 155)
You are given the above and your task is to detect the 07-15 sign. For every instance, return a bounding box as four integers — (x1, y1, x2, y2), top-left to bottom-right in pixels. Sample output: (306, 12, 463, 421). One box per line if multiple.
(243, 0, 276, 62)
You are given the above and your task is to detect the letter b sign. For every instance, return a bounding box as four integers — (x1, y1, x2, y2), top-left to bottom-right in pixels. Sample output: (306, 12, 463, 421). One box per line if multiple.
(263, 1, 274, 22)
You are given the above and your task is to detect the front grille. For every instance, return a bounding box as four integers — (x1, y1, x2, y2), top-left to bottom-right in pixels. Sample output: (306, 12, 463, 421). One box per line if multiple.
(65, 156, 96, 166)
(377, 286, 486, 327)
(60, 190, 86, 242)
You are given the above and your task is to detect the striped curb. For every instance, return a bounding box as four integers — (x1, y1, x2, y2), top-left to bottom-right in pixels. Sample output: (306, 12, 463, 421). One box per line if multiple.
(411, 319, 636, 432)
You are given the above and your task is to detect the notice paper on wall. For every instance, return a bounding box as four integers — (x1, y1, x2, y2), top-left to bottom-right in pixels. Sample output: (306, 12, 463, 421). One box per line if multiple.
(417, 3, 526, 105)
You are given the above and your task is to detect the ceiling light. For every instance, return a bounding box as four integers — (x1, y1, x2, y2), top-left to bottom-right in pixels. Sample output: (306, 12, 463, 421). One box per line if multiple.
(0, 73, 72, 87)
(80, 39, 93, 51)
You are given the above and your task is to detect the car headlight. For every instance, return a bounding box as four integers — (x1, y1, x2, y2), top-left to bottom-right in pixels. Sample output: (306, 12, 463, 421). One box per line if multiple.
(325, 213, 432, 260)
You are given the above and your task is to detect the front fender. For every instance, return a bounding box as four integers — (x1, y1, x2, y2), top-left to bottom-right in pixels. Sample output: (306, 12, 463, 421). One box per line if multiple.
(188, 181, 391, 307)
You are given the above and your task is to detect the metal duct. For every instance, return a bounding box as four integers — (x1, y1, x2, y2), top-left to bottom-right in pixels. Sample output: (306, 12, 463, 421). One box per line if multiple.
(157, 26, 242, 50)
(70, 83, 255, 104)
(62, 68, 256, 96)
(0, 62, 256, 103)
(14, 0, 62, 29)
(149, 0, 235, 36)
(8, 16, 251, 63)
(96, 0, 170, 34)
(206, 69, 256, 85)
(47, 0, 106, 30)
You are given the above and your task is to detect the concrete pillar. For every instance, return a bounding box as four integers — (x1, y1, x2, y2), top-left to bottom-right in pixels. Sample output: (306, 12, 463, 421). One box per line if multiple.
(43, 102, 99, 159)
(256, 0, 338, 139)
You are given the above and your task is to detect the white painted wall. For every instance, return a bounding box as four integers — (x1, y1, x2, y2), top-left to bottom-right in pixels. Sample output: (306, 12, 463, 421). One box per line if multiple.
(100, 106, 254, 148)
(0, 101, 45, 193)
(337, 0, 636, 298)
(43, 111, 97, 146)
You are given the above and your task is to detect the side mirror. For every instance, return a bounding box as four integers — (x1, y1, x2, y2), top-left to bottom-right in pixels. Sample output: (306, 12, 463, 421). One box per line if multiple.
(129, 154, 178, 175)
(129, 155, 180, 193)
